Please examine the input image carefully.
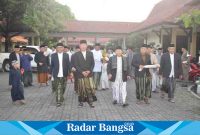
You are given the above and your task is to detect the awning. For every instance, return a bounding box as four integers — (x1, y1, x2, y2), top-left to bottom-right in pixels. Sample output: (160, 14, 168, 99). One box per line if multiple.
(0, 36, 28, 43)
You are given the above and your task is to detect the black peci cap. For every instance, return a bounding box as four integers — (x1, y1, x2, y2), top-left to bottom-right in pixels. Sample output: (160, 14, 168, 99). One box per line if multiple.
(40, 45, 46, 48)
(56, 43, 64, 47)
(95, 43, 101, 46)
(115, 46, 122, 50)
(14, 45, 20, 48)
(80, 40, 87, 44)
(169, 43, 175, 47)
(141, 44, 148, 48)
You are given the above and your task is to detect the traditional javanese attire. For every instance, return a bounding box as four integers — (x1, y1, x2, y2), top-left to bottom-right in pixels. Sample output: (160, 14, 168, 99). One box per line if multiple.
(92, 49, 102, 89)
(34, 51, 49, 84)
(107, 55, 129, 104)
(159, 52, 183, 101)
(100, 63, 109, 89)
(10, 68, 25, 102)
(9, 51, 21, 85)
(74, 51, 97, 106)
(20, 54, 33, 87)
(132, 54, 152, 101)
(50, 52, 70, 105)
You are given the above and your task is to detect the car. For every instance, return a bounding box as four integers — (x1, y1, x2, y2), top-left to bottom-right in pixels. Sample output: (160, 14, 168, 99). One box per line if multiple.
(0, 45, 52, 72)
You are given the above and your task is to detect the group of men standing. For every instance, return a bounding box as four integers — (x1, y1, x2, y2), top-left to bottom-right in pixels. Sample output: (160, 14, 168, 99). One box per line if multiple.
(9, 40, 189, 108)
(49, 40, 96, 107)
(132, 44, 184, 104)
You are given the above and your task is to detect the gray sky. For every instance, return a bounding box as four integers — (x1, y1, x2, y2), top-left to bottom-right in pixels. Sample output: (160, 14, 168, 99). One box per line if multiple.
(55, 0, 162, 22)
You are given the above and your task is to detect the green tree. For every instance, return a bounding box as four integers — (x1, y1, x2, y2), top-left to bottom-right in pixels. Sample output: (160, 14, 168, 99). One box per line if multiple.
(0, 0, 30, 51)
(0, 0, 75, 51)
(22, 0, 75, 39)
(180, 9, 200, 31)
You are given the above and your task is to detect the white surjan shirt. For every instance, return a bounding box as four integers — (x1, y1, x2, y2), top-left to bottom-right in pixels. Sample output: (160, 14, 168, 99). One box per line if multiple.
(57, 53, 63, 77)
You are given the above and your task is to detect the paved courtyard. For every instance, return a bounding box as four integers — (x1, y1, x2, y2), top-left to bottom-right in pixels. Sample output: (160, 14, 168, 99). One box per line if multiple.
(0, 72, 200, 120)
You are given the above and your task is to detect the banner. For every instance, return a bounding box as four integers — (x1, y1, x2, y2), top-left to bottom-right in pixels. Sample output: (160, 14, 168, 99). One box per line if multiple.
(0, 121, 199, 135)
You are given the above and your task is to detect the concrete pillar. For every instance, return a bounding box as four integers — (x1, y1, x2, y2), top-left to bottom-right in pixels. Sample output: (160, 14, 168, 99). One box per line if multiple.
(171, 28, 176, 46)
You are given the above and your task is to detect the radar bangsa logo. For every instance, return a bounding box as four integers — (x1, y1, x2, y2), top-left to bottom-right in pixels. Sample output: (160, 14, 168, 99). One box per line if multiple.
(66, 122, 134, 133)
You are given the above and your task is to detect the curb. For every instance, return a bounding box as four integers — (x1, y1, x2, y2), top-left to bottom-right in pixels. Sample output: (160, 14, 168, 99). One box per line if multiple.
(188, 85, 200, 100)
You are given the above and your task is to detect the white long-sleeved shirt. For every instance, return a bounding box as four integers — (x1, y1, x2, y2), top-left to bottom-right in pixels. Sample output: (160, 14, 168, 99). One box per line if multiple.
(57, 53, 63, 77)
(169, 53, 175, 77)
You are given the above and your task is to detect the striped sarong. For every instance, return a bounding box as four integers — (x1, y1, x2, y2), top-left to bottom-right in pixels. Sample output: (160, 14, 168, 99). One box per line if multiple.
(78, 77, 96, 102)
(135, 74, 152, 100)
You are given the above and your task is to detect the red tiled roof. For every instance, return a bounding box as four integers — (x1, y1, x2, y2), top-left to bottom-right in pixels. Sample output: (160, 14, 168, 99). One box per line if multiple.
(64, 20, 139, 34)
(132, 0, 200, 32)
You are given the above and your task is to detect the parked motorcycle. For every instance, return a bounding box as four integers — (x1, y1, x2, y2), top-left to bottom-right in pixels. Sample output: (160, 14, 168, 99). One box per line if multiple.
(189, 57, 200, 82)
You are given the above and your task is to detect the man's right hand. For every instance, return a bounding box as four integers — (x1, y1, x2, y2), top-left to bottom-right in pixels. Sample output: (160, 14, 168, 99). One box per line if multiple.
(82, 71, 87, 77)
(71, 67, 76, 72)
(139, 65, 144, 69)
(39, 63, 43, 66)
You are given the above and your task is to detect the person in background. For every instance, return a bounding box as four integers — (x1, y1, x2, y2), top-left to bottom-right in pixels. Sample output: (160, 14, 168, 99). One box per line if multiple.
(20, 48, 33, 87)
(9, 45, 21, 85)
(147, 45, 160, 94)
(156, 48, 163, 65)
(159, 44, 183, 103)
(156, 48, 163, 90)
(107, 46, 130, 107)
(100, 57, 109, 90)
(127, 46, 135, 78)
(132, 44, 152, 104)
(51, 46, 56, 53)
(181, 47, 190, 87)
(44, 45, 51, 56)
(87, 45, 93, 51)
(64, 46, 72, 62)
(10, 60, 25, 105)
(74, 40, 96, 108)
(107, 49, 114, 58)
(49, 43, 70, 107)
(34, 45, 50, 87)
(92, 43, 102, 90)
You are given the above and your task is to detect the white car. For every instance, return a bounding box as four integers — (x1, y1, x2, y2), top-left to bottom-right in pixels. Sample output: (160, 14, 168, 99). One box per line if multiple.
(0, 45, 52, 72)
